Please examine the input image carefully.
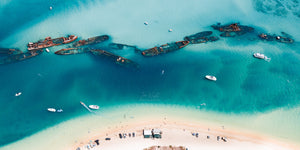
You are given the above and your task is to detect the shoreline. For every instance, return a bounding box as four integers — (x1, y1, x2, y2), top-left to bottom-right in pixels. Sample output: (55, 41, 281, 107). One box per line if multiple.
(1, 104, 299, 150)
(73, 118, 295, 150)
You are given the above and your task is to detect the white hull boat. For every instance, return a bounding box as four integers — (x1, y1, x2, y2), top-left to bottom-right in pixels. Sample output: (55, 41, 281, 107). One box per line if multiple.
(89, 105, 99, 110)
(47, 108, 56, 112)
(253, 53, 265, 59)
(253, 53, 271, 61)
(205, 75, 217, 81)
(15, 92, 22, 97)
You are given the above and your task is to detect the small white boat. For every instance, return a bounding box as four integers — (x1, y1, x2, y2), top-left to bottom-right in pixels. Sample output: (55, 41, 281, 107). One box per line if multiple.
(45, 48, 50, 53)
(15, 92, 22, 97)
(205, 75, 217, 81)
(253, 53, 271, 61)
(88, 105, 99, 110)
(57, 109, 63, 112)
(253, 53, 265, 59)
(47, 108, 56, 112)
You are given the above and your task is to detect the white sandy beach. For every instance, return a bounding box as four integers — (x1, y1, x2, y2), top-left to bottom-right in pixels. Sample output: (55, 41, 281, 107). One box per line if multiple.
(74, 120, 294, 150)
(1, 104, 299, 150)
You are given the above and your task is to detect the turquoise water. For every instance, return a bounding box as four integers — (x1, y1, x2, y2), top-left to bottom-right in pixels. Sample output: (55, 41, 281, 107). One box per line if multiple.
(0, 0, 300, 147)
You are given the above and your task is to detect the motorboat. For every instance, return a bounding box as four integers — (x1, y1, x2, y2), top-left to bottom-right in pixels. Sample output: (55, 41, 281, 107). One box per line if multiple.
(205, 75, 217, 81)
(253, 53, 271, 61)
(89, 105, 99, 110)
(15, 92, 22, 96)
(47, 108, 56, 112)
(253, 53, 265, 59)
(45, 48, 50, 53)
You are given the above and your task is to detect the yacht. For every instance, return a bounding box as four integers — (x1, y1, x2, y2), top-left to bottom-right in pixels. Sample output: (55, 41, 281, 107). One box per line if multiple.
(205, 75, 217, 81)
(89, 105, 99, 110)
(47, 108, 56, 112)
(15, 92, 22, 97)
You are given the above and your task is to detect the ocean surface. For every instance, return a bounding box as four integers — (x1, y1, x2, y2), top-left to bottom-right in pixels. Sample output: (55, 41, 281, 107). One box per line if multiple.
(0, 0, 300, 147)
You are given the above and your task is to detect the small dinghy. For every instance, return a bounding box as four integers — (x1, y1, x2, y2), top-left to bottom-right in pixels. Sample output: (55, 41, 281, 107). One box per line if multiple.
(47, 108, 56, 112)
(205, 75, 217, 81)
(15, 92, 22, 97)
(88, 105, 99, 110)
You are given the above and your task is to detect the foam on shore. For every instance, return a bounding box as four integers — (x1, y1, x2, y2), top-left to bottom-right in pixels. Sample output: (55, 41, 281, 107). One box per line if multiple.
(1, 104, 299, 150)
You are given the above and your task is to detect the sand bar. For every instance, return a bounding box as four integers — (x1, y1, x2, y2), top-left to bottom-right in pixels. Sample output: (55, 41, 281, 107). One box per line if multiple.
(1, 104, 299, 150)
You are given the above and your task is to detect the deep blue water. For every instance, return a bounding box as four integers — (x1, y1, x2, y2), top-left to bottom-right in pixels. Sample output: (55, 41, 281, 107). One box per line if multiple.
(0, 0, 300, 147)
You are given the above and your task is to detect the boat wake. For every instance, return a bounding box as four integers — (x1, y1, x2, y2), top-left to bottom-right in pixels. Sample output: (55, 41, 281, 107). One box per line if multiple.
(264, 57, 271, 62)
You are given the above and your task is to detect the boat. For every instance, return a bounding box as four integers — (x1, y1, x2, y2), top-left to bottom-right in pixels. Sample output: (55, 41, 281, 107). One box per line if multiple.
(205, 75, 217, 81)
(45, 48, 50, 53)
(47, 108, 56, 112)
(259, 33, 294, 43)
(72, 35, 109, 47)
(90, 49, 140, 69)
(184, 31, 219, 44)
(211, 23, 254, 37)
(0, 49, 43, 65)
(253, 53, 271, 62)
(108, 43, 137, 50)
(54, 47, 90, 55)
(253, 53, 265, 59)
(141, 41, 189, 57)
(184, 31, 213, 41)
(15, 92, 22, 97)
(88, 105, 99, 110)
(27, 35, 78, 51)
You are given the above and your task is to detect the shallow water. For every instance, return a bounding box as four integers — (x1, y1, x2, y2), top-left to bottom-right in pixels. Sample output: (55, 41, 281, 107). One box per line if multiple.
(0, 0, 300, 147)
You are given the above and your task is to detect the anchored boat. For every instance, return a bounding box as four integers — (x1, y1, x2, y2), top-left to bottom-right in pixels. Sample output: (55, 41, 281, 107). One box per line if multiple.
(15, 92, 22, 97)
(72, 35, 109, 47)
(259, 33, 294, 43)
(253, 53, 265, 59)
(205, 75, 217, 81)
(141, 41, 189, 57)
(55, 47, 90, 55)
(27, 35, 78, 51)
(47, 108, 56, 112)
(253, 53, 271, 61)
